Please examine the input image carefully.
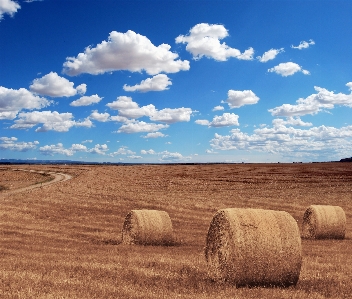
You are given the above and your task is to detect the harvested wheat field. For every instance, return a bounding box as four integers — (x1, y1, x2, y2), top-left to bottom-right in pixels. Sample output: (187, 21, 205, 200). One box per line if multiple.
(0, 163, 351, 298)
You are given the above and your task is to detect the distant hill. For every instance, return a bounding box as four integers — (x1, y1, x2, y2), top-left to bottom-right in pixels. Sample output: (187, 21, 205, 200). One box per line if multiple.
(340, 157, 352, 162)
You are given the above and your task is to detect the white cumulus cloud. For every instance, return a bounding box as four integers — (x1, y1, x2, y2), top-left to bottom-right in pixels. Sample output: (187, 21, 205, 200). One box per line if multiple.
(226, 89, 260, 108)
(10, 111, 92, 132)
(109, 146, 135, 156)
(30, 72, 86, 97)
(212, 105, 224, 111)
(70, 94, 102, 106)
(176, 23, 254, 61)
(210, 124, 352, 161)
(269, 85, 352, 117)
(150, 107, 193, 124)
(142, 132, 167, 138)
(89, 144, 109, 155)
(117, 120, 169, 134)
(257, 48, 284, 62)
(106, 96, 155, 119)
(106, 96, 193, 124)
(196, 113, 239, 127)
(159, 150, 192, 162)
(0, 136, 38, 152)
(123, 74, 172, 92)
(268, 62, 310, 77)
(89, 110, 111, 122)
(272, 117, 313, 127)
(0, 0, 20, 20)
(39, 142, 109, 156)
(141, 149, 156, 154)
(39, 143, 74, 156)
(63, 30, 190, 76)
(0, 86, 50, 120)
(291, 39, 315, 50)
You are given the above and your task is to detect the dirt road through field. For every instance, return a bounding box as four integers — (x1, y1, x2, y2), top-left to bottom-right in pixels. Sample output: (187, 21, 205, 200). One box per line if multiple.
(0, 169, 72, 197)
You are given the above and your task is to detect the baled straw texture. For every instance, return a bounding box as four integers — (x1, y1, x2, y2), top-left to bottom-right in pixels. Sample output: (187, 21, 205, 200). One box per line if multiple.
(205, 208, 302, 287)
(302, 205, 346, 239)
(122, 209, 173, 245)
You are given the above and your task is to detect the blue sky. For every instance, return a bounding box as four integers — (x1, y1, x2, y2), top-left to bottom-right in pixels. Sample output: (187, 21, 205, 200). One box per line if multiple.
(1, 0, 352, 163)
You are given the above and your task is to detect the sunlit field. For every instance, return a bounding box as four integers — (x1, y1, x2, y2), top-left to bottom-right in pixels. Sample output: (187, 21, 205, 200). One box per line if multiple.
(1, 163, 351, 298)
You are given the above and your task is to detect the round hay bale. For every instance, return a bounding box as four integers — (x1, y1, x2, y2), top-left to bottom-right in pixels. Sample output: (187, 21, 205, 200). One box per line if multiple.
(122, 209, 174, 245)
(205, 208, 302, 287)
(302, 205, 346, 239)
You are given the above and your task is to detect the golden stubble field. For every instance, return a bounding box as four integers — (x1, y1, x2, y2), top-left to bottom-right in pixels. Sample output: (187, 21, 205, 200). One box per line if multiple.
(0, 163, 351, 298)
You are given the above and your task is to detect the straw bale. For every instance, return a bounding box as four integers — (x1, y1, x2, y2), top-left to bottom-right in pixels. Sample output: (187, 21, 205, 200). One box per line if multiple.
(122, 209, 173, 245)
(302, 205, 346, 239)
(205, 208, 302, 287)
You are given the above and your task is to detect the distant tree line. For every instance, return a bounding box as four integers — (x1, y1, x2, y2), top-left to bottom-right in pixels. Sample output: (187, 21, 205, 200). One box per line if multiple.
(340, 157, 352, 162)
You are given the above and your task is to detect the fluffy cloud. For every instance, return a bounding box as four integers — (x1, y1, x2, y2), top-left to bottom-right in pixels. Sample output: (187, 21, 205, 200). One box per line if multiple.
(89, 144, 109, 155)
(195, 113, 239, 127)
(176, 23, 254, 61)
(109, 115, 129, 123)
(10, 111, 92, 132)
(213, 105, 224, 111)
(268, 62, 310, 77)
(106, 96, 193, 124)
(123, 74, 172, 92)
(39, 143, 88, 156)
(150, 107, 193, 124)
(109, 147, 135, 156)
(210, 122, 352, 160)
(269, 86, 352, 117)
(141, 149, 156, 155)
(63, 30, 190, 76)
(142, 132, 167, 138)
(195, 119, 210, 126)
(40, 143, 74, 156)
(0, 136, 38, 151)
(70, 144, 88, 152)
(0, 0, 20, 20)
(257, 48, 284, 62)
(140, 148, 191, 161)
(272, 117, 312, 127)
(30, 72, 86, 97)
(89, 110, 110, 122)
(346, 82, 352, 90)
(159, 150, 192, 162)
(225, 89, 260, 108)
(117, 120, 169, 134)
(291, 39, 315, 50)
(0, 86, 50, 120)
(106, 96, 155, 119)
(70, 94, 102, 106)
(39, 142, 108, 156)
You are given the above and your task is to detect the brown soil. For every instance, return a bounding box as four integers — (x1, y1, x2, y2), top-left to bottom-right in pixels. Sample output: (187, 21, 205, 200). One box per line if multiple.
(1, 162, 351, 298)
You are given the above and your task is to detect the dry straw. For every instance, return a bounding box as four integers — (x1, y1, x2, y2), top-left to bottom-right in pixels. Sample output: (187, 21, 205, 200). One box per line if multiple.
(122, 209, 174, 245)
(205, 208, 302, 287)
(302, 205, 346, 239)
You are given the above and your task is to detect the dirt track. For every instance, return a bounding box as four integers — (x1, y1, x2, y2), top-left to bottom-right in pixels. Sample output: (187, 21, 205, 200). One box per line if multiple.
(0, 169, 72, 197)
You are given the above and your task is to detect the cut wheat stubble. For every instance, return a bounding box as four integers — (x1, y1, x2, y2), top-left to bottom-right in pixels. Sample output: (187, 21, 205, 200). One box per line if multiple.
(205, 208, 302, 287)
(122, 209, 174, 245)
(302, 205, 346, 239)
